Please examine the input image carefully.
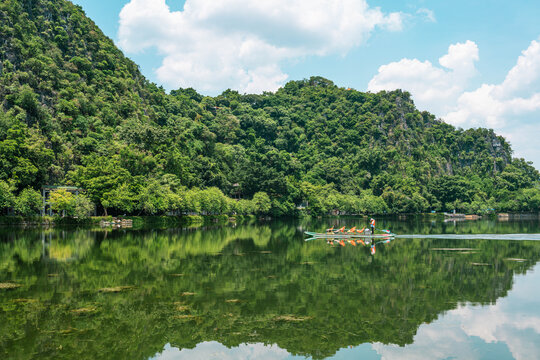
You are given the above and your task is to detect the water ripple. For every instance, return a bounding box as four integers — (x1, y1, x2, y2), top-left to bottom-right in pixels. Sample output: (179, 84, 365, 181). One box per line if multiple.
(396, 234, 540, 241)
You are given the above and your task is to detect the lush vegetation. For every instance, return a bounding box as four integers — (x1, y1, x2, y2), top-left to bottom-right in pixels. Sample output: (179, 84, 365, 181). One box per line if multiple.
(1, 219, 540, 359)
(1, 0, 539, 217)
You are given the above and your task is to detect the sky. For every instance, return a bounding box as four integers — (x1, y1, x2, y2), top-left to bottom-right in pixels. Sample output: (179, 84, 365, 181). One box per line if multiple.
(71, 0, 540, 169)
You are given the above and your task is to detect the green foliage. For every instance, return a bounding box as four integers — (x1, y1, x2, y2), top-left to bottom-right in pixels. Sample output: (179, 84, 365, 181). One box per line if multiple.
(0, 0, 538, 216)
(14, 188, 42, 216)
(252, 191, 271, 215)
(137, 178, 176, 215)
(49, 189, 74, 216)
(0, 181, 15, 212)
(49, 189, 93, 218)
(72, 193, 94, 219)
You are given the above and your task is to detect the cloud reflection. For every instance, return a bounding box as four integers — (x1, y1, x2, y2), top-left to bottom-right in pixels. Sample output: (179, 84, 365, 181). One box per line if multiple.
(373, 264, 540, 360)
(151, 265, 540, 360)
(151, 341, 294, 360)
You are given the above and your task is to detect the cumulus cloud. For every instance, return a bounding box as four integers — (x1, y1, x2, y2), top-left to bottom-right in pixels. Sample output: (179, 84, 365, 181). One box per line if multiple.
(368, 40, 479, 115)
(446, 39, 540, 128)
(118, 0, 403, 93)
(367, 37, 540, 167)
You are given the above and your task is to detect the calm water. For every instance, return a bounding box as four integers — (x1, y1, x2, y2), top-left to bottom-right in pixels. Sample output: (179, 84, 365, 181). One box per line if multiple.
(1, 217, 540, 360)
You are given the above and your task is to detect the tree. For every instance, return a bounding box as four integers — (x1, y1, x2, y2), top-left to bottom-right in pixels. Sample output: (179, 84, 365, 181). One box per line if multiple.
(49, 189, 94, 218)
(515, 188, 540, 212)
(49, 189, 75, 217)
(1, 0, 538, 217)
(70, 155, 132, 214)
(137, 180, 171, 215)
(73, 194, 94, 218)
(252, 192, 271, 215)
(429, 176, 473, 210)
(102, 183, 139, 214)
(0, 181, 15, 213)
(14, 188, 42, 216)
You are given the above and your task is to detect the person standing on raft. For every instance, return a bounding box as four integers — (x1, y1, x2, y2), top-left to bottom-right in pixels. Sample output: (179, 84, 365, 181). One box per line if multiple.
(370, 218, 376, 234)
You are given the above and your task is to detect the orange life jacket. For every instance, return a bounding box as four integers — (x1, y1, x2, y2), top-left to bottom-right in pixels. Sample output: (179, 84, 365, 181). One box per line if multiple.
(370, 219, 375, 226)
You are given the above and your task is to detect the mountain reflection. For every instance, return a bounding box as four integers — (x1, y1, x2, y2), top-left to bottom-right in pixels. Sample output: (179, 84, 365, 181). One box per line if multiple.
(1, 218, 540, 359)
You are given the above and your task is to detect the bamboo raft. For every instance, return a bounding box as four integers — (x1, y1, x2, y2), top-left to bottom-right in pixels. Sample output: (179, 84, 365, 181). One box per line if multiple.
(304, 230, 395, 241)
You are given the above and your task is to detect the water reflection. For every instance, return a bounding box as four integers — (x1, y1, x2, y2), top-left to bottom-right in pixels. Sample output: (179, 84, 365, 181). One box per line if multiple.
(151, 342, 298, 360)
(371, 263, 540, 360)
(155, 264, 540, 360)
(1, 218, 540, 359)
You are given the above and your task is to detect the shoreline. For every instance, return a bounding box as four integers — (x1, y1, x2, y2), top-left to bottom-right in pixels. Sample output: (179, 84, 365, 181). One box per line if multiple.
(0, 214, 258, 228)
(1, 212, 539, 229)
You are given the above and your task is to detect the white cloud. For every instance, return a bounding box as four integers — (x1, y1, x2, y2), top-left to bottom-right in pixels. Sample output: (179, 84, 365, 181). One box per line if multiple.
(446, 39, 540, 128)
(500, 39, 540, 97)
(500, 123, 540, 167)
(367, 37, 540, 167)
(438, 41, 479, 77)
(368, 40, 479, 115)
(118, 0, 403, 93)
(416, 8, 436, 23)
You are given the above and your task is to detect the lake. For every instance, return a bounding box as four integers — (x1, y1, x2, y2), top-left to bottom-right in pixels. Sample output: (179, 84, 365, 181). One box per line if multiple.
(1, 216, 540, 359)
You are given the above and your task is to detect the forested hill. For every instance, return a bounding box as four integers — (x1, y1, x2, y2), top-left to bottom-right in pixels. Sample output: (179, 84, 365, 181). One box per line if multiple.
(1, 0, 539, 216)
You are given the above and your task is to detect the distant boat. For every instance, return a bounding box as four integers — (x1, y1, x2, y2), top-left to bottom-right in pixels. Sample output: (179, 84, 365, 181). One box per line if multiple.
(444, 212, 466, 218)
(443, 213, 481, 220)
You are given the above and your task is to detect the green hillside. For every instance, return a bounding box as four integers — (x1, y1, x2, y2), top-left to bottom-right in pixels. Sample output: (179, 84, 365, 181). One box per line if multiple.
(1, 0, 539, 216)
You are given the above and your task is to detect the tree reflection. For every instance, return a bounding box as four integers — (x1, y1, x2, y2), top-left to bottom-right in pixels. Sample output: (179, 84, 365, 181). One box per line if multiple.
(1, 219, 540, 359)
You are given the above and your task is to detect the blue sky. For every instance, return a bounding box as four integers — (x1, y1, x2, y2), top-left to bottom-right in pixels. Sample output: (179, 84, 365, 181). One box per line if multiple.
(72, 0, 540, 168)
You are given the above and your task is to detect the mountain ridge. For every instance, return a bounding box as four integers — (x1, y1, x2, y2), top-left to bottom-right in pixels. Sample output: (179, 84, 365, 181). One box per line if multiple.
(1, 0, 539, 215)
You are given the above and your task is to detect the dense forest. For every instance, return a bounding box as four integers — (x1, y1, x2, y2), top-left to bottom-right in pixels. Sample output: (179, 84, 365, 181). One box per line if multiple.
(1, 0, 539, 217)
